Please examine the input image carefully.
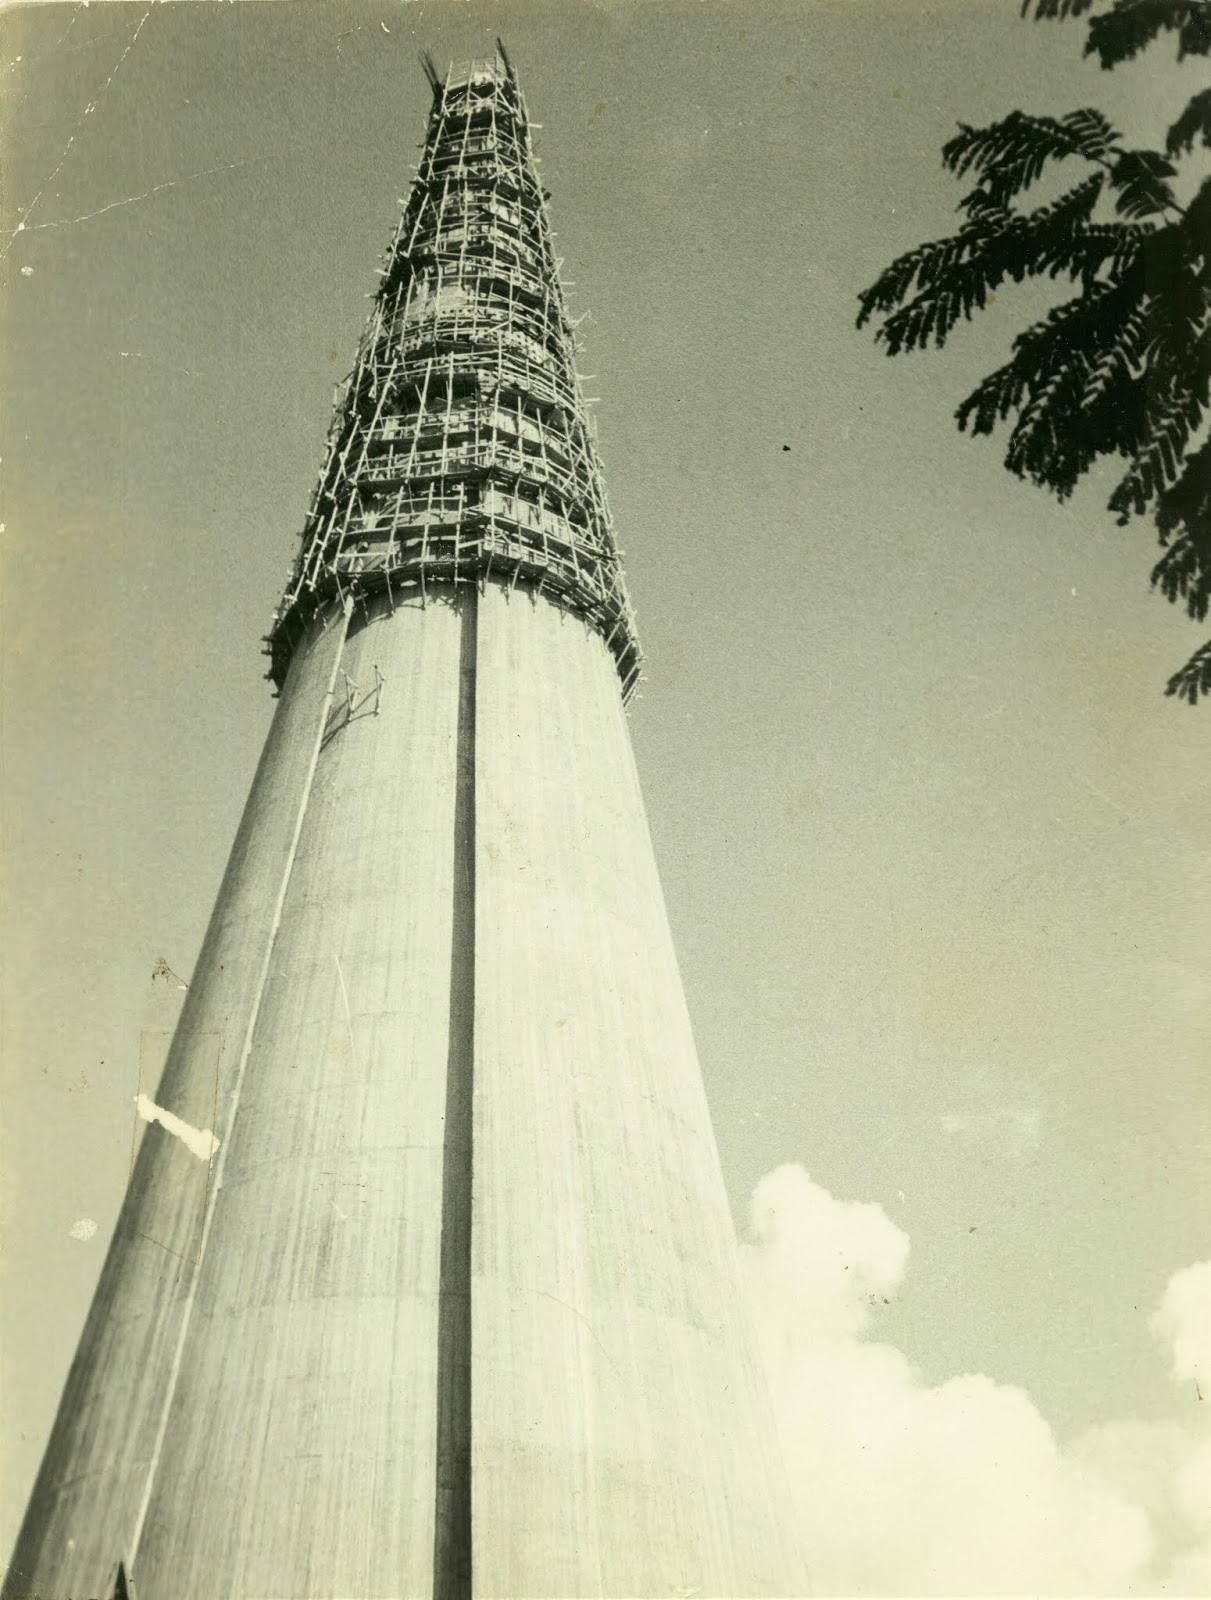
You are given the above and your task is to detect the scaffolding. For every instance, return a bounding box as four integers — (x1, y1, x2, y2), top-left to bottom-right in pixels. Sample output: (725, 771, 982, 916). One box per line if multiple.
(268, 48, 642, 700)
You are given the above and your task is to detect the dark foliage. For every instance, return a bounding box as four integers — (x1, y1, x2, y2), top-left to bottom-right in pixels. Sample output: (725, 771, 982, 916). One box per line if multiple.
(858, 0, 1211, 703)
(1024, 0, 1210, 65)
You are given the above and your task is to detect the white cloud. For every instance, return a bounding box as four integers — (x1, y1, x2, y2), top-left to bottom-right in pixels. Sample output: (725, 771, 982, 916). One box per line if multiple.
(1151, 1260, 1211, 1388)
(740, 1164, 1211, 1596)
(744, 1159, 908, 1349)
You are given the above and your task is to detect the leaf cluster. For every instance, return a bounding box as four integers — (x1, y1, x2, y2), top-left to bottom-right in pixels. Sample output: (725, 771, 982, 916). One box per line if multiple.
(857, 1, 1211, 702)
(1024, 0, 1210, 67)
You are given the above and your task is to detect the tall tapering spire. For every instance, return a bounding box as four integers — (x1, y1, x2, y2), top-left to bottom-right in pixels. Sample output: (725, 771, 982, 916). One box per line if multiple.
(3, 55, 808, 1600)
(269, 54, 640, 699)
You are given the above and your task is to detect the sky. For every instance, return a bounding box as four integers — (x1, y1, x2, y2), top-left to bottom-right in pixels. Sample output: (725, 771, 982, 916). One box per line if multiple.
(1, 0, 1208, 1591)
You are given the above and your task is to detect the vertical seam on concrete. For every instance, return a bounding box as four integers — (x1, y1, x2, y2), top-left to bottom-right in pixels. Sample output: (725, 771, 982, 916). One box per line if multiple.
(433, 588, 477, 1600)
(127, 598, 353, 1572)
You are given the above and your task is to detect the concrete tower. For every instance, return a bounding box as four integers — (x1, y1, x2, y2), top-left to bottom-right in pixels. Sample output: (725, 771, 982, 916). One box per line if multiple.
(5, 51, 807, 1600)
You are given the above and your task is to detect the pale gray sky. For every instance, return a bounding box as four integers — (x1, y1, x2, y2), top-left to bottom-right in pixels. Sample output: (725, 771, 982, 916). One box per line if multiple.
(2, 1, 1208, 1589)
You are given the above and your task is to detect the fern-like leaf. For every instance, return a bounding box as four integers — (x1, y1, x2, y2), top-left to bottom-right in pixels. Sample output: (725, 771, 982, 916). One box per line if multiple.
(1005, 350, 1097, 494)
(858, 2, 1211, 701)
(1153, 535, 1211, 620)
(869, 175, 1110, 355)
(1109, 378, 1208, 520)
(1109, 148, 1179, 217)
(1060, 106, 1120, 159)
(1154, 437, 1211, 621)
(1023, 0, 1100, 15)
(1022, 0, 1100, 17)
(1166, 86, 1211, 153)
(1165, 638, 1211, 703)
(1080, 297, 1151, 409)
(1086, 0, 1211, 67)
(1181, 175, 1211, 272)
(943, 109, 1119, 204)
(956, 274, 1136, 438)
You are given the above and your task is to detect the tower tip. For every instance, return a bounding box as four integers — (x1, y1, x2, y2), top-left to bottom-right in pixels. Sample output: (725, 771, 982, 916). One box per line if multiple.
(271, 35, 640, 697)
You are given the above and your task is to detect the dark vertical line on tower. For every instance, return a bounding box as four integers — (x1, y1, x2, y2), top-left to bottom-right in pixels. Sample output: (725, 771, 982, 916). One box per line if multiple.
(433, 588, 477, 1600)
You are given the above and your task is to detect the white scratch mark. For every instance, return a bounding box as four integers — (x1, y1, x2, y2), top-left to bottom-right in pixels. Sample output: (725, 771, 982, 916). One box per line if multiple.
(134, 1092, 220, 1161)
(532, 1288, 626, 1384)
(1073, 769, 1133, 821)
(121, 350, 198, 379)
(1, 5, 153, 260)
(69, 1217, 97, 1241)
(15, 158, 266, 238)
(334, 953, 356, 1056)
